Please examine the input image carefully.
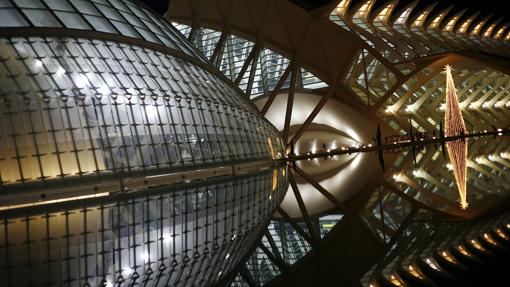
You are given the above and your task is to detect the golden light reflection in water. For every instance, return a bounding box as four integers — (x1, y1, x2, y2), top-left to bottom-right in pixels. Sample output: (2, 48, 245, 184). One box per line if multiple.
(267, 137, 275, 160)
(272, 168, 278, 191)
(444, 65, 469, 210)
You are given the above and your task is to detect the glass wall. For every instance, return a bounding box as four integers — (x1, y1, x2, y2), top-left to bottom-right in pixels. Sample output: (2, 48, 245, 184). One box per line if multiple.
(0, 0, 204, 61)
(0, 167, 288, 287)
(0, 36, 283, 187)
(0, 2, 288, 286)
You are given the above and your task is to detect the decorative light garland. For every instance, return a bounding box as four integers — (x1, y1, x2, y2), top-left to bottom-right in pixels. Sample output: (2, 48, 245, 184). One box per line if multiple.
(444, 65, 469, 209)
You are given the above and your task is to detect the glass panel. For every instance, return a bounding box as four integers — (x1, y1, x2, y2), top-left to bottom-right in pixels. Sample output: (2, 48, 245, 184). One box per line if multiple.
(55, 11, 90, 29)
(0, 0, 206, 63)
(84, 14, 116, 33)
(22, 9, 62, 27)
(0, 36, 283, 185)
(43, 0, 74, 11)
(70, 0, 100, 15)
(110, 19, 140, 38)
(14, 0, 45, 8)
(0, 167, 287, 286)
(0, 9, 28, 27)
(0, 1, 13, 7)
(94, 3, 123, 21)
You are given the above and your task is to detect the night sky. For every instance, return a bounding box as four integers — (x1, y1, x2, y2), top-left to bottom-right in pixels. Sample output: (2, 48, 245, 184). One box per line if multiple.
(138, 0, 168, 15)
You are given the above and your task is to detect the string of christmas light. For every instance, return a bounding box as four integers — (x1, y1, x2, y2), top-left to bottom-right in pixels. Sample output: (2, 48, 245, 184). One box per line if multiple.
(444, 65, 469, 210)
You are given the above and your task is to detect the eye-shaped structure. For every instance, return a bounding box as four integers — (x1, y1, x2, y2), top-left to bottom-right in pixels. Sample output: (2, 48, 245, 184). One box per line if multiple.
(0, 1, 286, 286)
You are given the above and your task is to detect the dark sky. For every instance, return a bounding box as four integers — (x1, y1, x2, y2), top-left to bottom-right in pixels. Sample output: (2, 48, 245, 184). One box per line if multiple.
(138, 0, 168, 15)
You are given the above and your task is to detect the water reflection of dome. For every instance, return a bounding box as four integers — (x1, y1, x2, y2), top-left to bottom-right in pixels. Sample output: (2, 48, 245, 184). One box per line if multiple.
(0, 1, 286, 286)
(257, 92, 382, 217)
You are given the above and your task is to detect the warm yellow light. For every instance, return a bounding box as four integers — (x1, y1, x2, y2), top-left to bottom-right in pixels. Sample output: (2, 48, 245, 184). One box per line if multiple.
(496, 229, 508, 239)
(0, 192, 110, 211)
(429, 13, 444, 29)
(395, 7, 412, 25)
(471, 239, 484, 250)
(335, 0, 351, 16)
(483, 24, 496, 37)
(408, 265, 423, 279)
(413, 10, 429, 27)
(471, 21, 485, 35)
(441, 251, 456, 263)
(375, 4, 393, 22)
(354, 0, 374, 19)
(272, 169, 278, 191)
(444, 16, 458, 31)
(444, 65, 469, 210)
(457, 245, 470, 256)
(267, 137, 275, 160)
(389, 274, 404, 286)
(494, 27, 506, 39)
(484, 233, 497, 245)
(458, 19, 473, 33)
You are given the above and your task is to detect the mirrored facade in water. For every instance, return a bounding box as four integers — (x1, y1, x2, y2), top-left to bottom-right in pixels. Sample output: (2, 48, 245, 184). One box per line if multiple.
(0, 168, 287, 286)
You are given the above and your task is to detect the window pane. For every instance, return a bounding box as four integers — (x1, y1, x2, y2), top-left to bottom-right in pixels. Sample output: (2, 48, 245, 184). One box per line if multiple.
(14, 0, 45, 8)
(111, 20, 140, 38)
(94, 3, 122, 21)
(0, 9, 28, 27)
(109, 0, 129, 12)
(55, 11, 90, 29)
(70, 0, 100, 15)
(84, 14, 116, 33)
(43, 0, 74, 11)
(135, 27, 161, 44)
(0, 1, 13, 7)
(22, 9, 62, 27)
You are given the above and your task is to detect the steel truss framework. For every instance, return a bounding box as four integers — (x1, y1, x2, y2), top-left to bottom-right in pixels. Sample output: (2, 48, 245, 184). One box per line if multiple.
(167, 0, 510, 285)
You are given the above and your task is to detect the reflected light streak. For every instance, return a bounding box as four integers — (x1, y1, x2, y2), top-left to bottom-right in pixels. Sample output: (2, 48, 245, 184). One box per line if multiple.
(0, 192, 110, 211)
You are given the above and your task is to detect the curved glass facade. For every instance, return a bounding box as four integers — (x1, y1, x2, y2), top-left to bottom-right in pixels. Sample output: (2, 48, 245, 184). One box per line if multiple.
(0, 1, 287, 286)
(0, 167, 288, 286)
(0, 36, 283, 187)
